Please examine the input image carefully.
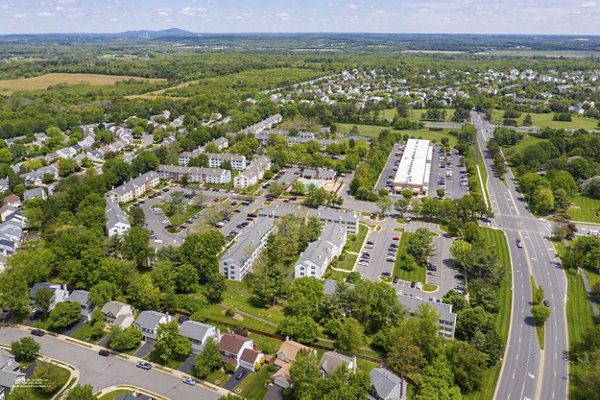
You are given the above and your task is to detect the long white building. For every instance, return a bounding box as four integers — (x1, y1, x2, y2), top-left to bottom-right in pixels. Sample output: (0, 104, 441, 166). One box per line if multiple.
(295, 223, 347, 279)
(392, 139, 432, 196)
(157, 165, 231, 184)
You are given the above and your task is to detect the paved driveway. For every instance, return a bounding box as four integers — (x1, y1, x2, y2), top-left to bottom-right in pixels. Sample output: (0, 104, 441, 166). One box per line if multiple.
(0, 327, 220, 400)
(63, 317, 86, 337)
(178, 353, 196, 374)
(223, 367, 252, 390)
(134, 339, 155, 359)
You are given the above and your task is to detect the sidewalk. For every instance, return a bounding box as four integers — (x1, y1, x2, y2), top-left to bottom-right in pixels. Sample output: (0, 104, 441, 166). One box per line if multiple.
(578, 267, 600, 317)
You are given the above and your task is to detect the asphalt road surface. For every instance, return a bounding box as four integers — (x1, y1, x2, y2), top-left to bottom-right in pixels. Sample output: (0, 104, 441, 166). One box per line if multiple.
(0, 327, 220, 400)
(472, 111, 568, 400)
(428, 145, 468, 199)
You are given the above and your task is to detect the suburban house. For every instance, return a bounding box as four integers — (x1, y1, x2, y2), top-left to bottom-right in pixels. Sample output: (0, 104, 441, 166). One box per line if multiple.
(133, 311, 173, 341)
(157, 165, 231, 184)
(295, 223, 347, 279)
(207, 153, 247, 170)
(0, 349, 26, 395)
(0, 205, 18, 223)
(318, 351, 356, 377)
(219, 218, 274, 281)
(0, 212, 27, 259)
(259, 205, 359, 234)
(2, 195, 21, 209)
(211, 137, 229, 150)
(29, 282, 69, 311)
(107, 171, 160, 203)
(56, 147, 77, 159)
(369, 368, 408, 400)
(23, 187, 47, 202)
(105, 199, 131, 237)
(178, 321, 220, 354)
(219, 333, 255, 369)
(396, 294, 457, 339)
(273, 340, 314, 388)
(101, 301, 134, 329)
(233, 156, 272, 188)
(240, 348, 264, 371)
(66, 290, 94, 321)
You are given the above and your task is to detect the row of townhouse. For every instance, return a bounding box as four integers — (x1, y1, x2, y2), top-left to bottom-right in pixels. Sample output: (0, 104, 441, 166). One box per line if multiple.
(157, 165, 231, 184)
(255, 129, 316, 146)
(21, 164, 59, 186)
(106, 171, 160, 203)
(219, 218, 274, 281)
(294, 223, 347, 279)
(178, 137, 230, 166)
(233, 156, 272, 188)
(241, 114, 283, 134)
(105, 198, 131, 237)
(0, 205, 26, 272)
(207, 153, 247, 170)
(258, 204, 359, 234)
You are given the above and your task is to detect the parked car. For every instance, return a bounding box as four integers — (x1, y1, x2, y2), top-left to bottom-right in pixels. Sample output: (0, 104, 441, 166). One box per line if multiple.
(236, 370, 246, 380)
(381, 272, 391, 277)
(29, 310, 42, 320)
(31, 329, 45, 337)
(416, 282, 423, 290)
(183, 377, 196, 385)
(136, 361, 152, 370)
(392, 237, 399, 241)
(99, 349, 110, 357)
(516, 239, 523, 248)
(454, 274, 465, 280)
(393, 276, 399, 284)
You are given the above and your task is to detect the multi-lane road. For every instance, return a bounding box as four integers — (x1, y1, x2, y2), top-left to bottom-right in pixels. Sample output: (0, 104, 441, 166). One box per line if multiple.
(472, 112, 568, 400)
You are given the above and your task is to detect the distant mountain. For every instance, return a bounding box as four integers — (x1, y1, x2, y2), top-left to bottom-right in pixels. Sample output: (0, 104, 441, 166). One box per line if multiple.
(0, 28, 198, 42)
(118, 28, 197, 39)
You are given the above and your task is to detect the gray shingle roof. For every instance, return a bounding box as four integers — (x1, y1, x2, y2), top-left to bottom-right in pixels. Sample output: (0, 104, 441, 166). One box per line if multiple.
(370, 368, 407, 400)
(134, 310, 167, 330)
(179, 320, 214, 340)
(67, 290, 89, 307)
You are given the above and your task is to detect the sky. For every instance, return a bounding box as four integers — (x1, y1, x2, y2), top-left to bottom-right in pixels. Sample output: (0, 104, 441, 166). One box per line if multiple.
(0, 0, 599, 35)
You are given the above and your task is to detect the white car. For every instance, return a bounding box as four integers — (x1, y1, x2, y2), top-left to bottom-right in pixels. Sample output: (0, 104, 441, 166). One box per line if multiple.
(183, 377, 196, 385)
(416, 282, 423, 290)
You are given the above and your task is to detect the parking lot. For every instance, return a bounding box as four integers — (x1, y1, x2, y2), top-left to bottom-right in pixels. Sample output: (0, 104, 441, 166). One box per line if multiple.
(358, 226, 400, 281)
(374, 143, 404, 194)
(428, 145, 469, 199)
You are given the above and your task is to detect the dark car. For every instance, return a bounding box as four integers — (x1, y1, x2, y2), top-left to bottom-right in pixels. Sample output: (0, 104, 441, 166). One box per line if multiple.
(543, 300, 550, 307)
(29, 310, 42, 320)
(99, 349, 110, 357)
(410, 282, 416, 288)
(393, 276, 399, 284)
(31, 329, 45, 337)
(247, 213, 258, 218)
(236, 370, 246, 380)
(454, 274, 465, 280)
(178, 315, 190, 324)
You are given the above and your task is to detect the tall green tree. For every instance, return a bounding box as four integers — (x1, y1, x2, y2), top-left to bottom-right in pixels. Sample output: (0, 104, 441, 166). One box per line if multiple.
(154, 321, 192, 362)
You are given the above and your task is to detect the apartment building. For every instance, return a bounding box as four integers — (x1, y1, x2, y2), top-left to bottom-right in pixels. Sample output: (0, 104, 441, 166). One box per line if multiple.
(157, 165, 231, 184)
(295, 224, 347, 279)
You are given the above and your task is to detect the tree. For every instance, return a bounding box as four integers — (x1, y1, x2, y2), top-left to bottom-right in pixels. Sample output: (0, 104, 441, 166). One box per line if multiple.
(0, 270, 31, 314)
(154, 321, 192, 362)
(89, 281, 120, 306)
(406, 228, 434, 265)
(129, 205, 146, 227)
(576, 351, 600, 400)
(531, 304, 551, 326)
(394, 198, 409, 217)
(58, 158, 78, 177)
(127, 274, 163, 311)
(386, 335, 427, 379)
(10, 337, 40, 362)
(591, 282, 600, 304)
(533, 284, 545, 305)
(48, 302, 82, 331)
(284, 277, 324, 319)
(336, 317, 365, 354)
(532, 186, 555, 214)
(205, 271, 227, 303)
(120, 227, 152, 268)
(445, 341, 486, 393)
(32, 361, 64, 394)
(449, 240, 472, 266)
(291, 180, 305, 195)
(376, 196, 392, 216)
(402, 189, 414, 200)
(523, 113, 533, 126)
(269, 181, 285, 198)
(34, 288, 54, 317)
(456, 306, 495, 342)
(107, 326, 142, 352)
(414, 355, 461, 400)
(65, 385, 97, 400)
(90, 308, 106, 339)
(193, 338, 222, 378)
(437, 188, 445, 198)
(277, 316, 319, 344)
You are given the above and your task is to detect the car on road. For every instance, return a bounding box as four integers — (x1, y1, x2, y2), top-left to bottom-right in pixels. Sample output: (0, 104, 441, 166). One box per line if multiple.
(543, 300, 550, 307)
(99, 349, 110, 357)
(454, 285, 464, 291)
(136, 361, 152, 370)
(236, 370, 246, 380)
(389, 243, 398, 248)
(454, 274, 464, 280)
(516, 239, 523, 248)
(31, 329, 45, 337)
(392, 237, 399, 241)
(29, 310, 42, 320)
(183, 377, 196, 385)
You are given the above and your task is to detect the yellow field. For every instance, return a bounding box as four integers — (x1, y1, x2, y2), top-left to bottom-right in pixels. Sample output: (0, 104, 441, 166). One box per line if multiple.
(0, 73, 165, 94)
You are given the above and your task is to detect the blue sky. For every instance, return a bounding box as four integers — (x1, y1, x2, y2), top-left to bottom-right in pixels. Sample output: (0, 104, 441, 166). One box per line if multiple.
(0, 0, 598, 35)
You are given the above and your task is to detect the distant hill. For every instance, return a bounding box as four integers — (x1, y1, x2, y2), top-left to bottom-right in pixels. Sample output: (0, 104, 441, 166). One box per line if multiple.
(0, 28, 198, 43)
(118, 28, 197, 39)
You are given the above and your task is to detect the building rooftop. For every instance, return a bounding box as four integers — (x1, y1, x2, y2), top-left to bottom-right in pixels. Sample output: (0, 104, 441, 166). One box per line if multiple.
(220, 218, 274, 267)
(394, 139, 431, 187)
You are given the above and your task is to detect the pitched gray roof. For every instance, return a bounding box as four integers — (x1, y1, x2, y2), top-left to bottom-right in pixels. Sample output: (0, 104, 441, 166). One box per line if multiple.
(67, 290, 90, 307)
(319, 351, 353, 375)
(23, 187, 46, 201)
(29, 282, 60, 300)
(370, 368, 407, 400)
(220, 218, 274, 266)
(179, 320, 214, 340)
(134, 310, 167, 330)
(105, 199, 129, 229)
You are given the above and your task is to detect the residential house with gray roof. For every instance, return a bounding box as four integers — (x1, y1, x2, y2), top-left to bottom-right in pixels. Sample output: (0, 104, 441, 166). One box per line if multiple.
(0, 349, 25, 395)
(66, 290, 94, 321)
(179, 321, 220, 354)
(23, 187, 47, 202)
(396, 294, 457, 339)
(133, 311, 173, 341)
(29, 282, 69, 311)
(101, 301, 134, 329)
(369, 368, 407, 400)
(105, 198, 130, 237)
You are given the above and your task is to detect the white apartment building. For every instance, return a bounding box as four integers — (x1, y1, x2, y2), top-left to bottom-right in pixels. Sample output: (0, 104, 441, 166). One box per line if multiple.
(295, 224, 347, 279)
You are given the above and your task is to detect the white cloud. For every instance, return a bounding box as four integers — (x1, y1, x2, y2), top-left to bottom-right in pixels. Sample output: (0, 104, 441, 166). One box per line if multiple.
(58, 0, 76, 3)
(179, 7, 207, 16)
(349, 4, 358, 9)
(13, 13, 26, 18)
(36, 12, 55, 17)
(277, 12, 292, 20)
(581, 1, 597, 7)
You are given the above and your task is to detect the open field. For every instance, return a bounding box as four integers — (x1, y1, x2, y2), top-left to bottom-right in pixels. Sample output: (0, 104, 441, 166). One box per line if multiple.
(0, 73, 165, 95)
(510, 135, 547, 152)
(380, 108, 456, 122)
(491, 110, 599, 131)
(346, 224, 368, 253)
(393, 232, 426, 283)
(336, 123, 457, 147)
(465, 227, 512, 400)
(567, 195, 600, 223)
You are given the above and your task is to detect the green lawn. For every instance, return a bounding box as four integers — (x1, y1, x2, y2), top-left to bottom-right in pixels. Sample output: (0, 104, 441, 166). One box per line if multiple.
(205, 369, 229, 387)
(465, 228, 512, 400)
(393, 233, 426, 283)
(248, 333, 282, 355)
(98, 390, 132, 400)
(346, 224, 369, 253)
(145, 349, 184, 370)
(155, 204, 203, 227)
(238, 366, 270, 400)
(336, 123, 457, 147)
(490, 110, 600, 131)
(337, 252, 357, 271)
(381, 109, 397, 121)
(477, 143, 491, 204)
(8, 361, 71, 400)
(411, 108, 456, 122)
(69, 322, 106, 344)
(567, 195, 600, 223)
(511, 135, 547, 152)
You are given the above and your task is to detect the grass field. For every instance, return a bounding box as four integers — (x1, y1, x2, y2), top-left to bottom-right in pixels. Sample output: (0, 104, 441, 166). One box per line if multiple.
(490, 110, 599, 131)
(238, 366, 270, 400)
(0, 73, 164, 95)
(7, 361, 71, 400)
(393, 232, 426, 283)
(511, 135, 547, 152)
(205, 369, 229, 386)
(465, 228, 512, 400)
(336, 123, 457, 147)
(346, 224, 369, 253)
(337, 252, 358, 271)
(70, 322, 106, 343)
(567, 195, 600, 223)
